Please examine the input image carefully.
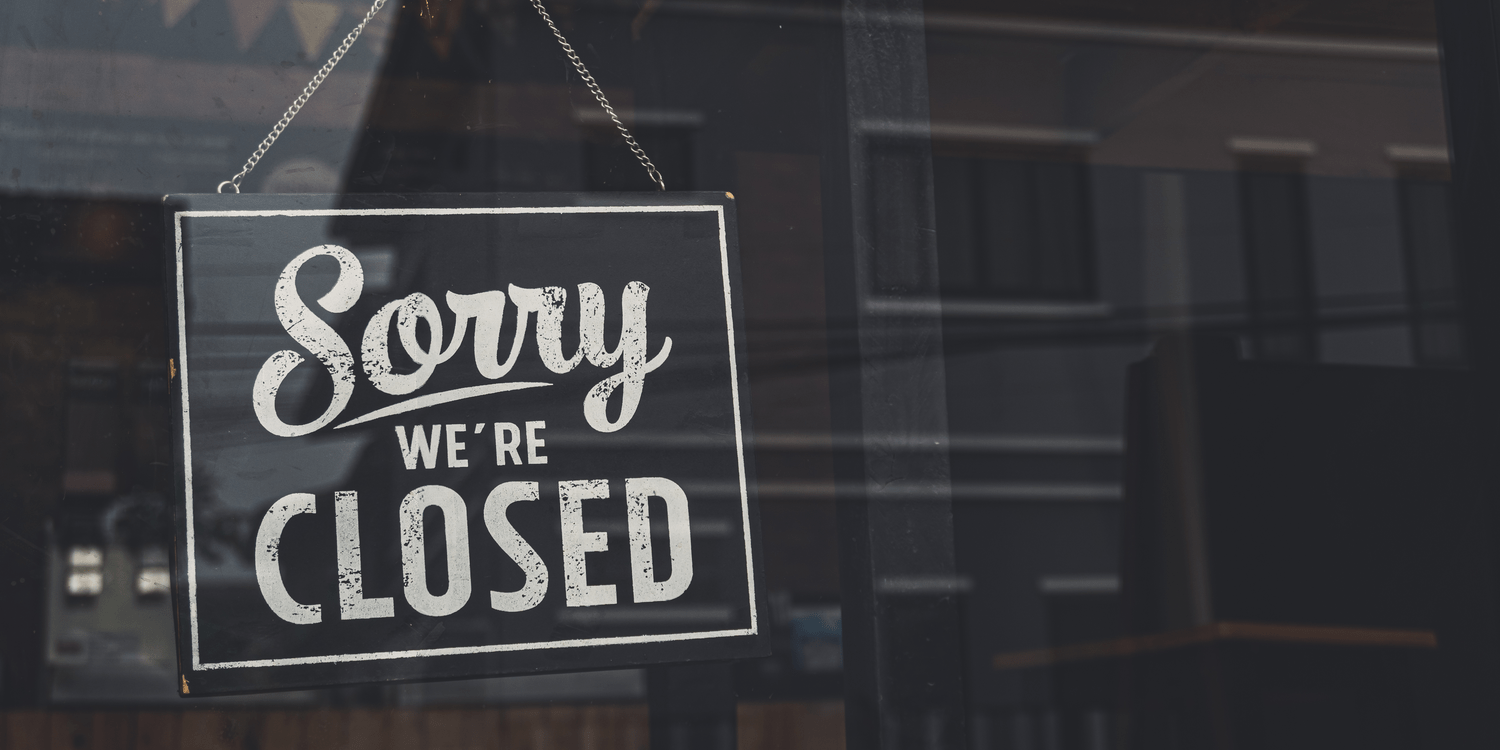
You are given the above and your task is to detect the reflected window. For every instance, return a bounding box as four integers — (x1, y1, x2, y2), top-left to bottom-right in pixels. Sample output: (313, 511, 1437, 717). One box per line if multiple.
(934, 152, 1095, 301)
(1395, 160, 1465, 366)
(64, 547, 104, 599)
(1238, 153, 1317, 361)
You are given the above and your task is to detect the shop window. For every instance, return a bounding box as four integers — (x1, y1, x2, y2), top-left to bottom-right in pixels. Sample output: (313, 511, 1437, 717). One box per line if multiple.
(933, 154, 1095, 301)
(62, 361, 121, 497)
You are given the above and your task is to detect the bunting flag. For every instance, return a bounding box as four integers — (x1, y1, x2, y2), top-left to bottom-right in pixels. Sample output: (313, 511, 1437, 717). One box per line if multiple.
(225, 0, 281, 50)
(162, 0, 203, 28)
(288, 2, 343, 57)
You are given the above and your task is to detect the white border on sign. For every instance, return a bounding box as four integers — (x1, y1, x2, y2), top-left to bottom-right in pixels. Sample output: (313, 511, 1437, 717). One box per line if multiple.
(173, 203, 757, 671)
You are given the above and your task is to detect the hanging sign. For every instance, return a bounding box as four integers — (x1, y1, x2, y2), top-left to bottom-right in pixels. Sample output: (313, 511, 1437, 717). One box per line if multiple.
(163, 192, 765, 695)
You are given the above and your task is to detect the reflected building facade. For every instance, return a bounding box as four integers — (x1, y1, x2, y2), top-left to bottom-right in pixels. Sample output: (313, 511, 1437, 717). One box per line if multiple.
(0, 0, 1483, 747)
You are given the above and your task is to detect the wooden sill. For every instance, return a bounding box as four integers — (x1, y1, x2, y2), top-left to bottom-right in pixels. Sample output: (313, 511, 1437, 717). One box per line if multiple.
(992, 621, 1438, 671)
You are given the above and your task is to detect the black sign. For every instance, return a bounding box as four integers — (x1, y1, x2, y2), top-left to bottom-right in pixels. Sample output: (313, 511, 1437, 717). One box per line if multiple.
(163, 192, 765, 695)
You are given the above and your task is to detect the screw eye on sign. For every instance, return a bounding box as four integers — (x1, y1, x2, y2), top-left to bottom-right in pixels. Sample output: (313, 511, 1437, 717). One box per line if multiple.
(162, 193, 766, 695)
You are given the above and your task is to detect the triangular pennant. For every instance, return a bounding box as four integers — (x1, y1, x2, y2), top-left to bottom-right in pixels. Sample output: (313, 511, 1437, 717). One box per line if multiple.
(162, 0, 202, 28)
(288, 2, 342, 58)
(225, 0, 281, 50)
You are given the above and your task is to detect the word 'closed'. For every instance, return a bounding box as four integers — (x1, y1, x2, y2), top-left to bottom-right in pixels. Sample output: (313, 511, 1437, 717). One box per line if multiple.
(254, 478, 694, 624)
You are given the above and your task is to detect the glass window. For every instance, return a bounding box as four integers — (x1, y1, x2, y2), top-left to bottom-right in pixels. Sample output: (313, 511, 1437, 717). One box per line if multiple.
(2, 0, 1495, 746)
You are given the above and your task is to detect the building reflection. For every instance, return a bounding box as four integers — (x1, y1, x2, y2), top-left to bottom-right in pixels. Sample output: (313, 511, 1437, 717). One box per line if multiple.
(0, 0, 1470, 747)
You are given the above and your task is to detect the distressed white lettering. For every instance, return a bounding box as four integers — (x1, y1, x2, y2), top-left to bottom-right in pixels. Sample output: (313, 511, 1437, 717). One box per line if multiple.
(395, 425, 442, 470)
(446, 424, 468, 468)
(257, 249, 671, 437)
(255, 493, 322, 624)
(483, 482, 549, 612)
(253, 245, 363, 437)
(335, 491, 394, 620)
(559, 479, 616, 607)
(494, 422, 521, 466)
(626, 477, 694, 603)
(362, 293, 462, 396)
(582, 282, 672, 433)
(399, 486, 472, 617)
(525, 421, 547, 465)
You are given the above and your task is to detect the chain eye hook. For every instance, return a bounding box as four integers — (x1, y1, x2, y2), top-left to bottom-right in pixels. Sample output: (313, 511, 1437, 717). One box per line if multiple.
(529, 0, 666, 192)
(214, 0, 386, 192)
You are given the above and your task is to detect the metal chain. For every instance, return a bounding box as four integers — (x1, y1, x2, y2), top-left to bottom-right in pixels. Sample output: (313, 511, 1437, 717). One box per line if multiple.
(219, 0, 664, 193)
(218, 0, 388, 193)
(527, 0, 666, 191)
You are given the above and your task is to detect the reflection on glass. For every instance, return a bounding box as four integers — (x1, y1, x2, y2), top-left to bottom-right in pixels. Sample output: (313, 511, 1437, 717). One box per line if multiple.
(0, 0, 1482, 745)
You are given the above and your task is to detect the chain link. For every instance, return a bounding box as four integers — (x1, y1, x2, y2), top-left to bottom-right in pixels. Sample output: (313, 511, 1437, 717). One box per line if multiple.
(218, 0, 388, 193)
(527, 0, 666, 191)
(219, 0, 665, 193)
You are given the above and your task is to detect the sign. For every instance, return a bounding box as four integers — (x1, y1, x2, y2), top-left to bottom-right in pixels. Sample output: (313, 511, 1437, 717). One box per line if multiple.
(163, 192, 765, 695)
